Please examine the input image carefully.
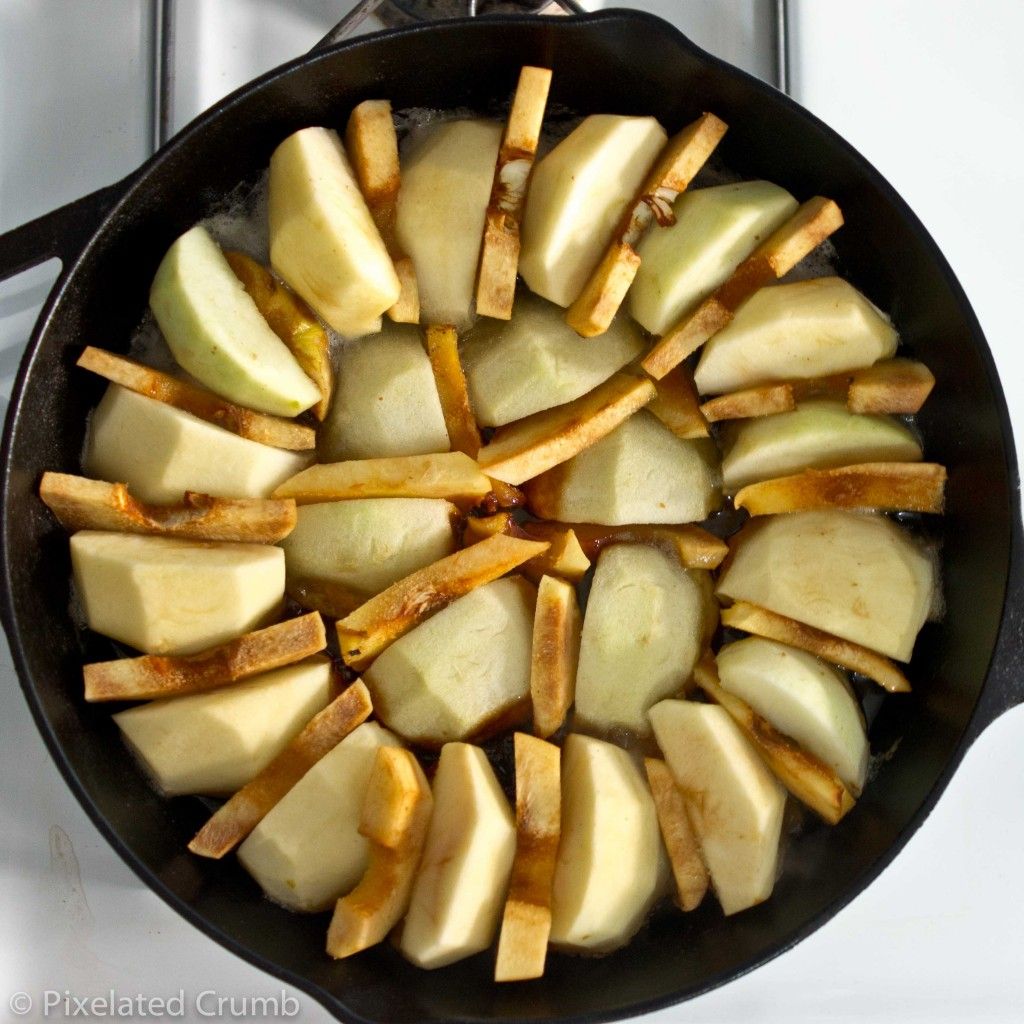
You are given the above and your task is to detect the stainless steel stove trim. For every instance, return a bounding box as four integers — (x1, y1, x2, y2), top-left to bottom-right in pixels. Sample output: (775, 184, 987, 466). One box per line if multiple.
(151, 0, 175, 150)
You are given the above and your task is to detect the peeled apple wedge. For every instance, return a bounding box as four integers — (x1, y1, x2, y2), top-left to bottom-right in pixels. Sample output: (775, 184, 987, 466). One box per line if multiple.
(71, 531, 284, 655)
(85, 385, 309, 504)
(400, 742, 515, 968)
(575, 545, 712, 735)
(364, 576, 536, 745)
(269, 126, 400, 338)
(461, 291, 646, 426)
(649, 699, 786, 916)
(395, 119, 502, 328)
(149, 225, 320, 416)
(550, 734, 668, 952)
(720, 398, 922, 491)
(280, 498, 456, 600)
(694, 277, 899, 395)
(237, 722, 400, 912)
(716, 637, 868, 792)
(629, 181, 798, 335)
(114, 657, 332, 797)
(320, 323, 450, 461)
(520, 114, 668, 307)
(525, 410, 720, 525)
(717, 510, 935, 661)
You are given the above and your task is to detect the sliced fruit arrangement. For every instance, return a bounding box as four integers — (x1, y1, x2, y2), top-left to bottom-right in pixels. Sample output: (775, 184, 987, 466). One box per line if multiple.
(39, 65, 951, 982)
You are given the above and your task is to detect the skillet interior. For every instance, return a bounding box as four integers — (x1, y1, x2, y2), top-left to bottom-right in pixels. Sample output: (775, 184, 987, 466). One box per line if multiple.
(0, 11, 1014, 1023)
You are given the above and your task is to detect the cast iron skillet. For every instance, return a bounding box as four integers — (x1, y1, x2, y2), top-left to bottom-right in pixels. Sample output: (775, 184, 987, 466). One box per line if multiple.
(1, 10, 1022, 1023)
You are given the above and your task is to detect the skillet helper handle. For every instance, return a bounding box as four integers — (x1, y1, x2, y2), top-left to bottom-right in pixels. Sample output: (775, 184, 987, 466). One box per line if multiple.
(966, 511, 1024, 744)
(0, 181, 125, 283)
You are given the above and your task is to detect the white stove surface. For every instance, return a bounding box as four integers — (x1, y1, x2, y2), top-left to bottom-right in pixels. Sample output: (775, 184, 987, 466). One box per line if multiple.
(1, 2, 1022, 1022)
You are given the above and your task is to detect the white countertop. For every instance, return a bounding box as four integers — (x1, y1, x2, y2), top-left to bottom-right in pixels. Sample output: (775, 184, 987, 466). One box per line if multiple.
(1, 2, 1021, 1021)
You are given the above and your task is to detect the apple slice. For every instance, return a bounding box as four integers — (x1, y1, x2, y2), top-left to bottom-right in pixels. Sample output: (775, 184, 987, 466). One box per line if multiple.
(694, 277, 899, 395)
(71, 531, 284, 655)
(734, 461, 947, 516)
(475, 372, 656, 486)
(700, 383, 795, 422)
(649, 699, 786, 915)
(477, 66, 553, 320)
(461, 291, 646, 427)
(520, 114, 667, 307)
(629, 181, 798, 335)
(717, 511, 935, 662)
(720, 600, 911, 693)
(84, 612, 325, 703)
(269, 126, 399, 338)
(461, 517, 589, 584)
(694, 659, 856, 825)
(150, 225, 320, 416)
(845, 357, 936, 414)
(399, 742, 516, 968)
(327, 747, 433, 957)
(524, 410, 720, 525)
(647, 364, 710, 440)
(644, 758, 709, 912)
(84, 386, 310, 505)
(39, 473, 296, 543)
(363, 576, 536, 746)
(224, 250, 333, 420)
(345, 99, 420, 324)
(495, 733, 561, 982)
(396, 119, 502, 328)
(77, 347, 315, 450)
(575, 544, 713, 735)
(319, 322, 450, 461)
(550, 733, 667, 952)
(425, 325, 482, 458)
(237, 720, 398, 912)
(113, 656, 333, 797)
(720, 398, 922, 491)
(643, 197, 844, 379)
(337, 533, 547, 670)
(519, 519, 728, 571)
(274, 452, 489, 505)
(531, 575, 581, 740)
(566, 113, 728, 337)
(281, 498, 457, 603)
(716, 637, 868, 792)
(189, 680, 373, 859)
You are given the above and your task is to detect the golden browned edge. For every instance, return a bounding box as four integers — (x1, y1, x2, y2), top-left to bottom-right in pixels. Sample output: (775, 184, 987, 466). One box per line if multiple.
(477, 373, 657, 485)
(273, 452, 490, 504)
(495, 732, 561, 982)
(224, 250, 333, 421)
(327, 747, 434, 959)
(735, 462, 946, 516)
(286, 576, 366, 620)
(699, 383, 795, 423)
(76, 346, 316, 450)
(336, 533, 550, 670)
(424, 324, 483, 458)
(566, 113, 728, 338)
(643, 757, 709, 912)
(83, 612, 326, 703)
(463, 515, 590, 585)
(519, 520, 728, 572)
(476, 66, 553, 321)
(647, 364, 710, 439)
(642, 197, 844, 379)
(846, 357, 936, 414)
(720, 600, 911, 693)
(188, 680, 373, 859)
(694, 657, 857, 824)
(345, 99, 420, 324)
(39, 472, 297, 544)
(530, 575, 581, 740)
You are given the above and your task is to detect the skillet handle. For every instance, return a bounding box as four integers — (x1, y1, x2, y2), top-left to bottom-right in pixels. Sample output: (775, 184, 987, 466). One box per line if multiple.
(966, 510, 1024, 744)
(0, 181, 125, 283)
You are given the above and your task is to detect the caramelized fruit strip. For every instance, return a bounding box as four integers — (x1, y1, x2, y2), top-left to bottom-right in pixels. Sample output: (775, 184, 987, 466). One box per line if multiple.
(647, 364, 711, 439)
(530, 575, 582, 740)
(425, 324, 482, 458)
(700, 383, 795, 422)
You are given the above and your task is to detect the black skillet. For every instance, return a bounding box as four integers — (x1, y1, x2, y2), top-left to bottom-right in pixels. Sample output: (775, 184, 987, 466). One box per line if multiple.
(1, 7, 1022, 1023)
